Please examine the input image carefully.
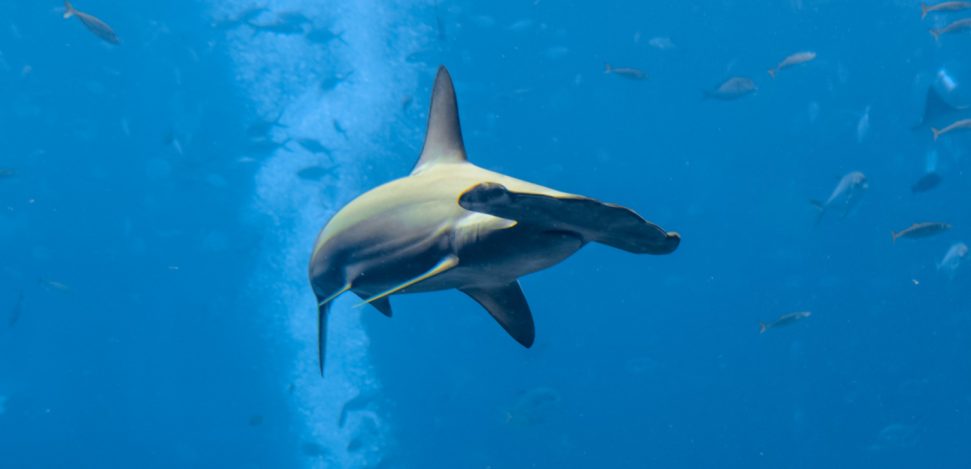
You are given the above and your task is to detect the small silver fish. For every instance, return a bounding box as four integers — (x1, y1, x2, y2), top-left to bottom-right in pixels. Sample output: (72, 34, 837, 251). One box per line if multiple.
(930, 17, 971, 40)
(922, 1, 971, 20)
(768, 51, 816, 78)
(704, 76, 757, 100)
(931, 118, 971, 141)
(503, 387, 561, 426)
(811, 171, 868, 223)
(39, 279, 72, 292)
(937, 241, 968, 277)
(63, 1, 119, 45)
(648, 36, 676, 50)
(892, 222, 952, 243)
(760, 311, 811, 334)
(8, 290, 24, 327)
(604, 63, 647, 80)
(856, 106, 871, 144)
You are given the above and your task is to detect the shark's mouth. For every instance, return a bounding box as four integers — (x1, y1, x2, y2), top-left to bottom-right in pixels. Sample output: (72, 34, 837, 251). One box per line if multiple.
(210, 0, 433, 466)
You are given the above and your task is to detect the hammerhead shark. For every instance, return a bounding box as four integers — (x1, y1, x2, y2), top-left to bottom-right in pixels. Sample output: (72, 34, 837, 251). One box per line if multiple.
(308, 66, 680, 375)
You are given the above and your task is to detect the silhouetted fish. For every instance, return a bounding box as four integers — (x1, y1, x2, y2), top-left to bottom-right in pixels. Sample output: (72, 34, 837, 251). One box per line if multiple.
(759, 311, 811, 334)
(911, 172, 942, 193)
(301, 442, 327, 457)
(768, 51, 816, 78)
(297, 165, 334, 181)
(247, 112, 286, 139)
(704, 76, 757, 100)
(249, 12, 311, 35)
(214, 6, 268, 30)
(63, 1, 119, 45)
(892, 222, 951, 243)
(914, 85, 967, 129)
(296, 138, 332, 155)
(338, 391, 375, 428)
(305, 28, 346, 46)
(321, 71, 354, 92)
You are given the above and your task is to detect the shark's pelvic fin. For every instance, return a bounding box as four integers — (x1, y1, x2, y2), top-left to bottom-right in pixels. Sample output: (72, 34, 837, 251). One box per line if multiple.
(358, 255, 460, 306)
(412, 66, 467, 174)
(461, 281, 535, 348)
(459, 182, 680, 255)
(355, 293, 393, 318)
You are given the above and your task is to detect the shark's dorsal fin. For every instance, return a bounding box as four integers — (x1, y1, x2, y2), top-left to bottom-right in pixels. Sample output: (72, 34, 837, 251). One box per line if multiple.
(412, 66, 467, 174)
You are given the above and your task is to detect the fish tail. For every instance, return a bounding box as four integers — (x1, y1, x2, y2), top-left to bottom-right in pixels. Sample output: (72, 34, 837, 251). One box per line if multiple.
(891, 231, 898, 244)
(604, 63, 612, 74)
(759, 322, 767, 334)
(931, 127, 941, 141)
(930, 29, 940, 41)
(63, 0, 75, 19)
(920, 3, 928, 20)
(767, 68, 776, 79)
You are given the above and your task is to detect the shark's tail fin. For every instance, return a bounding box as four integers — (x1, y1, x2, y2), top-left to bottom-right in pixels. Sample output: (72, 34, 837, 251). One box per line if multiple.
(63, 0, 76, 19)
(921, 3, 929, 20)
(604, 63, 612, 74)
(768, 68, 776, 79)
(932, 127, 941, 141)
(759, 322, 768, 334)
(891, 231, 899, 244)
(930, 28, 941, 41)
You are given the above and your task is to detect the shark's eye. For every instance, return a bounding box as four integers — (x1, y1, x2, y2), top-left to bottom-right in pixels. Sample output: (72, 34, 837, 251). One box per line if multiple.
(460, 182, 509, 208)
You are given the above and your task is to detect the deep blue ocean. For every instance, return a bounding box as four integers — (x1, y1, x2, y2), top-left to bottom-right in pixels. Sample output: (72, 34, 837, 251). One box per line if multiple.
(2, 1, 970, 467)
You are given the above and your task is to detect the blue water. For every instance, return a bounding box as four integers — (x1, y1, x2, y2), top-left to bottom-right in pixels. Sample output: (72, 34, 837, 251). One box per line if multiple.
(2, 0, 970, 467)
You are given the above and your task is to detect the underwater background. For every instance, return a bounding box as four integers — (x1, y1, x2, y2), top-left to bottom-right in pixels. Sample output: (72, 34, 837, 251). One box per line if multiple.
(1, 0, 970, 467)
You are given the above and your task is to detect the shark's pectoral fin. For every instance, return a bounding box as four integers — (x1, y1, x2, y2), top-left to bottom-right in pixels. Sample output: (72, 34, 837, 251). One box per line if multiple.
(461, 281, 535, 348)
(459, 183, 680, 255)
(358, 255, 460, 306)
